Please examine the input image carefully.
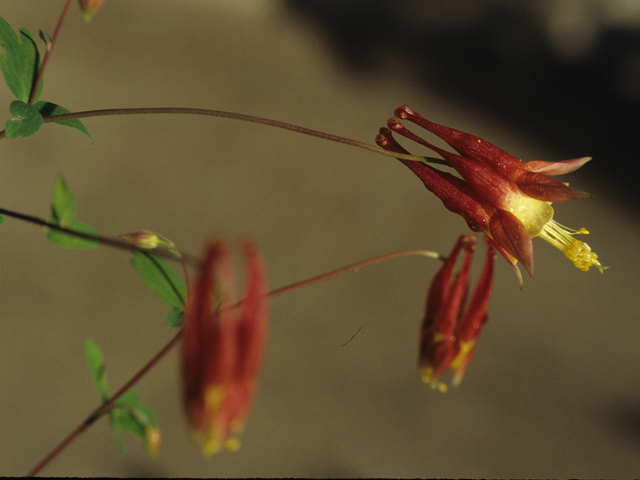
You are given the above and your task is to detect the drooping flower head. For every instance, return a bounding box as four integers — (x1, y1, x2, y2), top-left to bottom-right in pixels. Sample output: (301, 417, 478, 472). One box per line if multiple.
(181, 237, 269, 455)
(376, 105, 605, 282)
(419, 235, 495, 391)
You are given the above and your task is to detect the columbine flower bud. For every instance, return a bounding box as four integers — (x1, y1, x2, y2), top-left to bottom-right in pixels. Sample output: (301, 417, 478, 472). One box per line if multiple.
(419, 235, 495, 391)
(119, 231, 162, 249)
(78, 0, 105, 21)
(376, 105, 605, 282)
(181, 237, 269, 455)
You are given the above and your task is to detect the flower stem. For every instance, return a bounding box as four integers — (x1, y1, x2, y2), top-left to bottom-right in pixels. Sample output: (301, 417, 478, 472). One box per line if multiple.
(0, 206, 200, 266)
(0, 107, 448, 166)
(28, 0, 73, 106)
(26, 247, 443, 476)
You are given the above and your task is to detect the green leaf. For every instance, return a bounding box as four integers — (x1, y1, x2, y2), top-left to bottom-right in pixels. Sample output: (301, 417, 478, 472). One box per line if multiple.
(110, 390, 160, 455)
(45, 219, 99, 249)
(131, 250, 186, 309)
(50, 176, 76, 224)
(84, 338, 108, 401)
(38, 29, 52, 46)
(33, 101, 93, 142)
(108, 413, 127, 455)
(45, 176, 98, 249)
(0, 18, 43, 102)
(5, 100, 43, 138)
(0, 214, 4, 225)
(84, 340, 160, 456)
(166, 307, 183, 328)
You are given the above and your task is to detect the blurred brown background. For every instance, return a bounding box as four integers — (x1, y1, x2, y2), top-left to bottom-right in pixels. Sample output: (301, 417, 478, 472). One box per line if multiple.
(1, 1, 639, 477)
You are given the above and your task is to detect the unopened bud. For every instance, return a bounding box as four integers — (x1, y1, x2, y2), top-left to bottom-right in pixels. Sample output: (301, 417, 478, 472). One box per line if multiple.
(119, 231, 162, 249)
(78, 0, 106, 21)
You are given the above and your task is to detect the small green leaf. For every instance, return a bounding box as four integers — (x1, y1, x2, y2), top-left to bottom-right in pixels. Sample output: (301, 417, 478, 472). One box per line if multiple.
(85, 338, 108, 401)
(33, 101, 93, 142)
(45, 176, 98, 249)
(131, 250, 186, 309)
(110, 390, 160, 455)
(108, 412, 127, 454)
(45, 219, 99, 249)
(38, 29, 52, 46)
(50, 176, 76, 224)
(0, 18, 43, 102)
(166, 307, 183, 328)
(5, 100, 43, 138)
(84, 339, 160, 456)
(0, 214, 4, 225)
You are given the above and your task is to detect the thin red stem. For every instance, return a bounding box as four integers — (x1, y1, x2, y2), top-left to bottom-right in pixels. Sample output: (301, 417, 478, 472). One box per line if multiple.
(28, 0, 73, 105)
(26, 247, 443, 476)
(0, 107, 448, 167)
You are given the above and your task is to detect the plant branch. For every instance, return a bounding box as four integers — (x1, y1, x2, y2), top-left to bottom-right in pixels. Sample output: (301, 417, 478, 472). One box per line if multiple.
(0, 107, 449, 167)
(0, 206, 200, 266)
(28, 0, 73, 106)
(26, 247, 443, 476)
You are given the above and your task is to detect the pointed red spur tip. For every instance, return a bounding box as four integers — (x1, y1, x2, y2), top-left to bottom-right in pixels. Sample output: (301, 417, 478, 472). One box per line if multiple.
(376, 126, 410, 154)
(394, 104, 417, 120)
(489, 210, 534, 278)
(524, 157, 592, 175)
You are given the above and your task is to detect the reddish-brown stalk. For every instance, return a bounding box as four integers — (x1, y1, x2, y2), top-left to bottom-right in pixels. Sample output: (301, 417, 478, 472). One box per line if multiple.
(27, 247, 442, 476)
(28, 0, 74, 106)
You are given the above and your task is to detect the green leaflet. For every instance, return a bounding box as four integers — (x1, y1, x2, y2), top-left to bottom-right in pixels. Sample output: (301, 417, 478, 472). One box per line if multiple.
(131, 250, 187, 310)
(84, 339, 160, 455)
(34, 101, 92, 142)
(0, 17, 43, 103)
(0, 18, 91, 140)
(5, 100, 93, 141)
(45, 219, 99, 249)
(44, 176, 99, 249)
(84, 338, 108, 401)
(166, 307, 183, 328)
(5, 100, 42, 139)
(110, 390, 160, 455)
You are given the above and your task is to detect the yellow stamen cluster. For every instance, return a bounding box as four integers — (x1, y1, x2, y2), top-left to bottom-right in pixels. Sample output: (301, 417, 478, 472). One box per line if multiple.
(537, 220, 606, 273)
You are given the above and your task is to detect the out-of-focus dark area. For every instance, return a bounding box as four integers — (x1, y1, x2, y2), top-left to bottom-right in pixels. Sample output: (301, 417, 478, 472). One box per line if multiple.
(286, 0, 640, 210)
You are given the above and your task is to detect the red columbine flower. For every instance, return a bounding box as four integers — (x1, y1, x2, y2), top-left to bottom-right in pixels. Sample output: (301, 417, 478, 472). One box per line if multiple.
(419, 234, 495, 391)
(181, 237, 269, 455)
(376, 105, 605, 282)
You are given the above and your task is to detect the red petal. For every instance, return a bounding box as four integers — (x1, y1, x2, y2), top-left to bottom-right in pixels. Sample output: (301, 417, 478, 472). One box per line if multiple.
(394, 105, 525, 179)
(516, 172, 593, 202)
(377, 128, 492, 232)
(387, 118, 519, 210)
(457, 237, 495, 343)
(524, 157, 591, 175)
(236, 238, 269, 385)
(484, 236, 523, 288)
(419, 236, 476, 379)
(489, 209, 534, 277)
(182, 238, 237, 435)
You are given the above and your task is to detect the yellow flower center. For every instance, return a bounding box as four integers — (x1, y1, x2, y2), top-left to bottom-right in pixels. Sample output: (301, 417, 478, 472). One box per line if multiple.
(536, 220, 606, 273)
(505, 193, 554, 237)
(505, 192, 605, 273)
